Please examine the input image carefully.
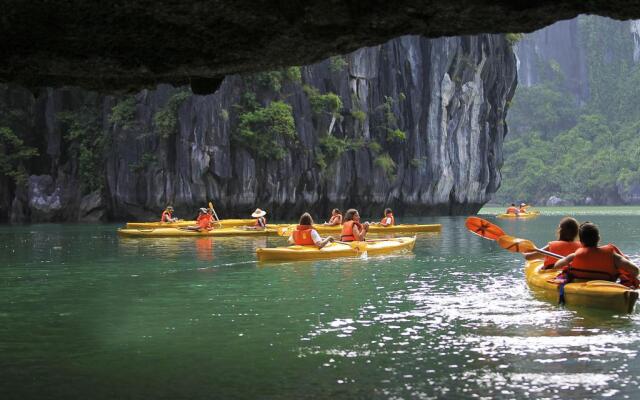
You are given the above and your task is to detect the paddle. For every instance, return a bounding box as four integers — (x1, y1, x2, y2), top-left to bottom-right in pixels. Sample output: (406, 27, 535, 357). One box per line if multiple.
(465, 217, 505, 240)
(207, 201, 223, 228)
(496, 235, 562, 259)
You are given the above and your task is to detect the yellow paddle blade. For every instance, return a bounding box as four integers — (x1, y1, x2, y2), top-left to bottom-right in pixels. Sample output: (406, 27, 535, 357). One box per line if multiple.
(497, 235, 537, 253)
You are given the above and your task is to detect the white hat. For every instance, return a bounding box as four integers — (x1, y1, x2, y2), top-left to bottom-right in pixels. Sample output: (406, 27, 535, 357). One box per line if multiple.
(251, 208, 267, 218)
(520, 203, 526, 206)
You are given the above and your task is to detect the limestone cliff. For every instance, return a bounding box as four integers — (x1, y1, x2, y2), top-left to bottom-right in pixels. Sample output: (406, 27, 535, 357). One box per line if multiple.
(0, 34, 517, 222)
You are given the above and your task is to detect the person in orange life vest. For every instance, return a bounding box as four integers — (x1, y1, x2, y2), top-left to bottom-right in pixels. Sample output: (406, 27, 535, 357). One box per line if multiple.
(525, 217, 581, 269)
(554, 222, 639, 284)
(340, 208, 369, 242)
(324, 208, 343, 226)
(379, 208, 395, 226)
(161, 206, 178, 223)
(288, 213, 334, 248)
(244, 208, 267, 230)
(506, 203, 519, 214)
(519, 203, 528, 213)
(185, 208, 213, 231)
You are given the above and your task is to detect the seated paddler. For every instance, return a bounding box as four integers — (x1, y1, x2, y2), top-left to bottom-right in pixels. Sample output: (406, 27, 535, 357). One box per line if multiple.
(554, 222, 639, 287)
(288, 213, 334, 249)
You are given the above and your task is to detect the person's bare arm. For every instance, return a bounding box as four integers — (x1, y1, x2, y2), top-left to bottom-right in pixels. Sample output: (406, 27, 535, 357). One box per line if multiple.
(554, 254, 575, 269)
(352, 225, 366, 241)
(315, 236, 334, 249)
(614, 253, 640, 277)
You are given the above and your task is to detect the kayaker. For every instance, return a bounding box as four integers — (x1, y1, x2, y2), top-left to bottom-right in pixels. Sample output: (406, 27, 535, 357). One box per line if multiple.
(324, 208, 343, 226)
(341, 208, 369, 242)
(506, 203, 519, 215)
(161, 206, 178, 223)
(380, 208, 395, 227)
(525, 217, 581, 269)
(185, 208, 213, 231)
(244, 208, 267, 230)
(554, 222, 639, 285)
(519, 203, 528, 213)
(288, 212, 334, 248)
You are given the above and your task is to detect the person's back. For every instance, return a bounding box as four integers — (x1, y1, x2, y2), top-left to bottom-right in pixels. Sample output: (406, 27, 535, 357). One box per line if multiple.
(529, 217, 581, 269)
(554, 222, 639, 286)
(289, 213, 333, 248)
(506, 204, 518, 214)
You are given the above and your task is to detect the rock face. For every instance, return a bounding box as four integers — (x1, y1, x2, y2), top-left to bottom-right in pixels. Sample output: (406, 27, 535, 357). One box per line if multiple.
(515, 18, 590, 102)
(2, 1, 640, 93)
(0, 34, 517, 222)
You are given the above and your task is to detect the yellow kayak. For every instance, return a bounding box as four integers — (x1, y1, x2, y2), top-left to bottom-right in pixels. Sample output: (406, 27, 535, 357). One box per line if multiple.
(256, 236, 416, 262)
(525, 259, 638, 313)
(277, 224, 441, 236)
(497, 212, 540, 219)
(118, 226, 279, 238)
(125, 219, 257, 229)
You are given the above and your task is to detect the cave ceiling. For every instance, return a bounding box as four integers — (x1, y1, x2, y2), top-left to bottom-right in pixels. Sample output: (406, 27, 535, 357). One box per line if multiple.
(3, 0, 640, 94)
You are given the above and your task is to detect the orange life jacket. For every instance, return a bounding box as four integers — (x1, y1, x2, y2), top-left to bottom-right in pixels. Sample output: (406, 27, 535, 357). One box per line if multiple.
(506, 207, 518, 214)
(341, 220, 363, 242)
(567, 244, 618, 281)
(161, 210, 172, 223)
(255, 216, 266, 228)
(380, 213, 395, 226)
(292, 225, 315, 245)
(519, 207, 527, 213)
(197, 214, 212, 230)
(329, 214, 342, 225)
(544, 241, 581, 268)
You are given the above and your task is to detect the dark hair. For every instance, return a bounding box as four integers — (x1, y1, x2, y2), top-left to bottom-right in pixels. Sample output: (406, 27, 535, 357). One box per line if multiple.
(344, 208, 358, 222)
(556, 217, 579, 242)
(511, 203, 515, 206)
(332, 208, 341, 214)
(384, 208, 392, 215)
(299, 212, 314, 226)
(579, 222, 600, 247)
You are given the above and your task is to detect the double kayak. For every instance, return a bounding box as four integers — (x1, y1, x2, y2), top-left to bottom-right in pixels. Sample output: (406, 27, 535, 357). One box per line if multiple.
(118, 227, 278, 238)
(277, 224, 441, 236)
(256, 236, 416, 262)
(125, 219, 256, 229)
(497, 212, 540, 219)
(525, 259, 638, 313)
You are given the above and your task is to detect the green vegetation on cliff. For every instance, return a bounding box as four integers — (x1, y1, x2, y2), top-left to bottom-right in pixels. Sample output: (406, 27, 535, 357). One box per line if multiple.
(0, 127, 39, 184)
(499, 16, 640, 204)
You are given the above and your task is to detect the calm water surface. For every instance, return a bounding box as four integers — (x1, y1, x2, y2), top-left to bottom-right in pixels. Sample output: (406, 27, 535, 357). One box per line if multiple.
(2, 208, 640, 399)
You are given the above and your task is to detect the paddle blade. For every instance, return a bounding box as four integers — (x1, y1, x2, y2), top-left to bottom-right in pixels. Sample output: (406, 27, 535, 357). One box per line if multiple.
(465, 217, 505, 240)
(497, 235, 537, 253)
(277, 225, 293, 236)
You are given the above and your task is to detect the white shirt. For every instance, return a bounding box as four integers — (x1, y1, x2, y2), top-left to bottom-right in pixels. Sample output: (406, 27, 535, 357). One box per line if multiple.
(288, 229, 322, 245)
(382, 217, 392, 225)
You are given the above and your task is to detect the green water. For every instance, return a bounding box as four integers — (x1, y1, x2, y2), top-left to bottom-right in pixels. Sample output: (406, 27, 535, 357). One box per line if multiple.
(2, 209, 640, 399)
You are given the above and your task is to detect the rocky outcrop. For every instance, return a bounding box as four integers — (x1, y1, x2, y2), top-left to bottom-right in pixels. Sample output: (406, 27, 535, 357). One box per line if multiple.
(0, 34, 517, 222)
(2, 1, 640, 93)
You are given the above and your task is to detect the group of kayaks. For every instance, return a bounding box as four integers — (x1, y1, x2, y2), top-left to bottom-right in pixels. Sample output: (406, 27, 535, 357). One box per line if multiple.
(118, 218, 440, 262)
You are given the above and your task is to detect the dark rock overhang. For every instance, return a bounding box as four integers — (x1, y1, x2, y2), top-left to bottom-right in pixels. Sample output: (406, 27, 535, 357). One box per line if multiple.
(2, 0, 640, 94)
